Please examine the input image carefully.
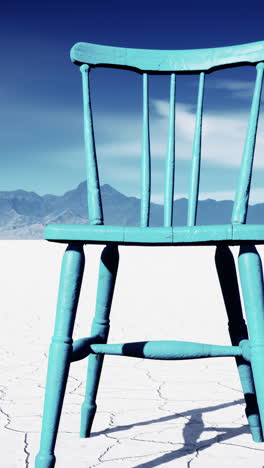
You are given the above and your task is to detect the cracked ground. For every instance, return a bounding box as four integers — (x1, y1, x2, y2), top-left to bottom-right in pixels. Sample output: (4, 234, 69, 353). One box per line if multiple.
(1, 241, 264, 467)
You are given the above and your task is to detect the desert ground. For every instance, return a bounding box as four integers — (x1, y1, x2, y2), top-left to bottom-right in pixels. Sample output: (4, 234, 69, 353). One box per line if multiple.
(1, 240, 264, 467)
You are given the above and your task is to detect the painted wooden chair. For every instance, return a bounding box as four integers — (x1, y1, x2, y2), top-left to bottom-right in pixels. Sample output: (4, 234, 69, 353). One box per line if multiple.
(36, 41, 264, 467)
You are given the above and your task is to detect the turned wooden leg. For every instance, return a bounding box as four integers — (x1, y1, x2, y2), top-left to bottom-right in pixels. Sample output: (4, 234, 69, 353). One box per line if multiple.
(80, 244, 119, 438)
(215, 244, 263, 442)
(35, 243, 85, 468)
(238, 244, 264, 440)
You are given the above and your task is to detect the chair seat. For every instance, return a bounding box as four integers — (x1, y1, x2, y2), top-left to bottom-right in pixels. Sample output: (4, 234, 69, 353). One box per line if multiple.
(44, 223, 264, 245)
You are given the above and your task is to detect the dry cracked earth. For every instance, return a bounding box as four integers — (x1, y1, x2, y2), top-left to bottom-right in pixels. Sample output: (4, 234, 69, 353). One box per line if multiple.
(1, 241, 264, 467)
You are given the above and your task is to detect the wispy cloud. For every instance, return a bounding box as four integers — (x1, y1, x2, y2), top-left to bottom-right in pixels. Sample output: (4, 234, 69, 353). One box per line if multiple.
(96, 99, 264, 170)
(207, 79, 255, 99)
(2, 93, 263, 198)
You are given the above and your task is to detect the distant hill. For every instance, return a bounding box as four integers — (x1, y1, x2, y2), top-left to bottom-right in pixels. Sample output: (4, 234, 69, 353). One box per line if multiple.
(0, 181, 263, 239)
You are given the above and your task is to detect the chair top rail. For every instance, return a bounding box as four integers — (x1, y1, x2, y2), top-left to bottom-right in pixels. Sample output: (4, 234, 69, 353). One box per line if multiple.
(71, 41, 264, 73)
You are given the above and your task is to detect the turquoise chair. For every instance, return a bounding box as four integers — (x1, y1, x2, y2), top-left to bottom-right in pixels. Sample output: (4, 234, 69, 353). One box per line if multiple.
(36, 41, 264, 467)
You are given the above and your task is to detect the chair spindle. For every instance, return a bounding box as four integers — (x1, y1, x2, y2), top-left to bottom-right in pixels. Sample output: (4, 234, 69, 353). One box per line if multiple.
(187, 72, 205, 227)
(80, 64, 104, 225)
(164, 73, 176, 227)
(232, 62, 264, 224)
(141, 73, 151, 227)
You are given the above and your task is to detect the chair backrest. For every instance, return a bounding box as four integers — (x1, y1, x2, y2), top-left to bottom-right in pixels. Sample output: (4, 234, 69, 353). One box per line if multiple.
(70, 41, 264, 228)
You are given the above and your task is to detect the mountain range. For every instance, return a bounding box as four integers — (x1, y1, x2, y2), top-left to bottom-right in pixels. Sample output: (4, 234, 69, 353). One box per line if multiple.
(0, 181, 263, 239)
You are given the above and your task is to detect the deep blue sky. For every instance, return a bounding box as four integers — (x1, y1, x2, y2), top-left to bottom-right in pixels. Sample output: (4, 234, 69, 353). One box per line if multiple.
(1, 0, 264, 203)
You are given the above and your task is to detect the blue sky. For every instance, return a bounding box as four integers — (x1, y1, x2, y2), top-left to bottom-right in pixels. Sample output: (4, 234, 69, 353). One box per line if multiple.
(1, 0, 264, 203)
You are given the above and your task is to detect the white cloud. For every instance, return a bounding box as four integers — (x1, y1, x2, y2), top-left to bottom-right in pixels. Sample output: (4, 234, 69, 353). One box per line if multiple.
(160, 99, 264, 169)
(96, 99, 264, 170)
(152, 100, 195, 141)
(207, 79, 255, 99)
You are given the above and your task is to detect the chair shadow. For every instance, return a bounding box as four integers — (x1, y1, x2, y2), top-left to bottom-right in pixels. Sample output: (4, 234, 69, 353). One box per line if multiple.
(92, 398, 255, 467)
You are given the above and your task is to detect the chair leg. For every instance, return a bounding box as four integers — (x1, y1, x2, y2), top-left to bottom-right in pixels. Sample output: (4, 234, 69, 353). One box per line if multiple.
(215, 245, 263, 442)
(35, 243, 85, 468)
(80, 244, 119, 438)
(238, 244, 264, 439)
